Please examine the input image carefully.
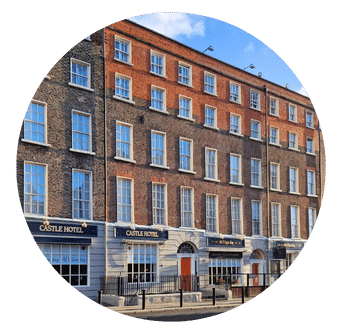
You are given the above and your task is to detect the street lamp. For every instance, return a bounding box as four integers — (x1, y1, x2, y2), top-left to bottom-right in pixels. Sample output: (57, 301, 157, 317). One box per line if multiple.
(203, 46, 214, 53)
(243, 63, 255, 70)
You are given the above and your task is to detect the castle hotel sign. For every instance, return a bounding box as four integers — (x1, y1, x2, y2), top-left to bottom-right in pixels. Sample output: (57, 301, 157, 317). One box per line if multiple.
(114, 226, 168, 240)
(28, 221, 98, 237)
(27, 221, 98, 244)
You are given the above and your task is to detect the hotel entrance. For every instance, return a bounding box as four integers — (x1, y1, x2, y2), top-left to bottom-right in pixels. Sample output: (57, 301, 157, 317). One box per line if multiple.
(250, 249, 266, 286)
(177, 242, 198, 291)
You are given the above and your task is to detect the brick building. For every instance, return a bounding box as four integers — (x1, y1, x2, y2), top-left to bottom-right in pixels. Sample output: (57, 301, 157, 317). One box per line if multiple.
(17, 20, 324, 300)
(104, 20, 323, 289)
(17, 30, 106, 300)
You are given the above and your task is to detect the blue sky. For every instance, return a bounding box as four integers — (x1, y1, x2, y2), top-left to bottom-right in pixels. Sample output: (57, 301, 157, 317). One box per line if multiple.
(131, 13, 307, 96)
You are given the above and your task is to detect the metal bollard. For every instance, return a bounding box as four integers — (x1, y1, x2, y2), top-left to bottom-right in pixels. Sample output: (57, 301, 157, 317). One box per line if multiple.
(179, 288, 183, 307)
(142, 290, 146, 310)
(98, 290, 103, 304)
(212, 287, 216, 305)
(241, 287, 245, 304)
(246, 274, 250, 298)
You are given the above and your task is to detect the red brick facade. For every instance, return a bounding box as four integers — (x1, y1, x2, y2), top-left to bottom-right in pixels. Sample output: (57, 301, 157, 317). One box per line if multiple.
(105, 20, 323, 240)
(16, 20, 325, 299)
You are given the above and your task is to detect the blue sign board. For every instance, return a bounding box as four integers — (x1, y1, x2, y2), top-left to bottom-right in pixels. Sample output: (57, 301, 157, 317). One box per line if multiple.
(114, 226, 168, 240)
(27, 221, 98, 238)
(207, 237, 245, 248)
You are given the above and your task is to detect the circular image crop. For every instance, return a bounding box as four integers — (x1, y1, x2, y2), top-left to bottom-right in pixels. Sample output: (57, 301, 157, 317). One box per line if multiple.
(16, 12, 325, 322)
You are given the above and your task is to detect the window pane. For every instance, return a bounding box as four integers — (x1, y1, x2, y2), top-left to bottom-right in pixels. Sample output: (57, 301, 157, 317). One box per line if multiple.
(73, 171, 91, 219)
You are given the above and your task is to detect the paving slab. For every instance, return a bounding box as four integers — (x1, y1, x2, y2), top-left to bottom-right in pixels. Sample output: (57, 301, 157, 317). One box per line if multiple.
(106, 297, 253, 315)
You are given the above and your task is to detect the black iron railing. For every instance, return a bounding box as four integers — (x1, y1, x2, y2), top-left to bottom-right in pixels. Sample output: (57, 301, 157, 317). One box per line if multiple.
(102, 275, 199, 297)
(209, 272, 281, 287)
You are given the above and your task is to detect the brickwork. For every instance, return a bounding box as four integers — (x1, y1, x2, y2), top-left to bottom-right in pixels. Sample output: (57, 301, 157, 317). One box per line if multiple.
(105, 20, 323, 241)
(15, 19, 326, 298)
(17, 29, 106, 222)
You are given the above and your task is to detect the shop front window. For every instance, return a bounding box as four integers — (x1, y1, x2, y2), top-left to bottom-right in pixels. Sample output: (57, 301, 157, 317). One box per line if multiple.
(127, 244, 157, 283)
(209, 258, 241, 285)
(39, 244, 88, 286)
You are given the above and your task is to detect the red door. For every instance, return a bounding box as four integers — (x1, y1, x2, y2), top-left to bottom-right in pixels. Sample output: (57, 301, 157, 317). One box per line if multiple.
(252, 263, 259, 286)
(180, 257, 191, 291)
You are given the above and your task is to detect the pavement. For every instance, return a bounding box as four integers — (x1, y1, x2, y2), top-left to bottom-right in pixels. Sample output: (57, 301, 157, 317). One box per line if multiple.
(106, 297, 254, 317)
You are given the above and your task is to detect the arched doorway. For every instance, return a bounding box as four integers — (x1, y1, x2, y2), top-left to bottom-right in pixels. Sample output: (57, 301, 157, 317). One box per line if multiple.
(177, 242, 198, 291)
(250, 249, 266, 286)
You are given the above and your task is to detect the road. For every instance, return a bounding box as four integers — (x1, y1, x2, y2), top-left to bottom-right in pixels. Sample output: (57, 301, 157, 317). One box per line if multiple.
(128, 306, 234, 322)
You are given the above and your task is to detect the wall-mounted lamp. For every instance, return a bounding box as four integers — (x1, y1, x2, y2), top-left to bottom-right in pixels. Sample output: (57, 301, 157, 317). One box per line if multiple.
(243, 63, 255, 70)
(203, 46, 214, 53)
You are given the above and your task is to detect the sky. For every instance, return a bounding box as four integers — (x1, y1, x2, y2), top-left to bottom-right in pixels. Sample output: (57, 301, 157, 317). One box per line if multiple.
(130, 13, 307, 96)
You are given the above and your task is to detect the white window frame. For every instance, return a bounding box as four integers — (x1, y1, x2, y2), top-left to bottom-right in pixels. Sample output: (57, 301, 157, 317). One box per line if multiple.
(288, 104, 297, 123)
(69, 58, 94, 92)
(206, 194, 219, 233)
(150, 130, 169, 169)
(308, 207, 316, 235)
(307, 170, 317, 197)
(250, 89, 261, 110)
(150, 50, 166, 77)
(230, 113, 242, 136)
(251, 200, 262, 236)
(178, 61, 193, 87)
(251, 158, 262, 189)
(250, 119, 262, 141)
(22, 100, 50, 147)
(231, 197, 243, 235)
(70, 110, 95, 155)
(204, 71, 217, 96)
(116, 177, 134, 224)
(180, 186, 194, 228)
(24, 161, 47, 217)
(288, 132, 299, 151)
(152, 182, 168, 226)
(209, 258, 241, 285)
(113, 73, 135, 104)
(127, 243, 158, 283)
(306, 137, 315, 155)
(269, 126, 280, 146)
(269, 97, 279, 116)
(289, 167, 300, 195)
(178, 95, 194, 121)
(150, 85, 167, 114)
(179, 137, 195, 174)
(115, 121, 135, 163)
(290, 205, 300, 239)
(205, 148, 219, 182)
(230, 82, 241, 104)
(270, 162, 281, 192)
(306, 111, 314, 128)
(230, 154, 243, 186)
(72, 169, 93, 221)
(204, 105, 218, 130)
(114, 35, 133, 65)
(39, 244, 89, 287)
(271, 203, 281, 237)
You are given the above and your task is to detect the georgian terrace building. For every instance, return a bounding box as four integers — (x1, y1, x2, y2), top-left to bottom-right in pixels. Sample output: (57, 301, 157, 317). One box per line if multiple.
(17, 20, 324, 300)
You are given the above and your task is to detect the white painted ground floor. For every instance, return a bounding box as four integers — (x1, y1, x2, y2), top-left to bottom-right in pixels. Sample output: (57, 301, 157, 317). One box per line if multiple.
(26, 218, 306, 301)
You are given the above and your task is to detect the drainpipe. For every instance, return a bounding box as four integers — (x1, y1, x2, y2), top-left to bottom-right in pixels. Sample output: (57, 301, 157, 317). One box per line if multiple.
(263, 85, 270, 279)
(318, 121, 323, 207)
(102, 28, 108, 288)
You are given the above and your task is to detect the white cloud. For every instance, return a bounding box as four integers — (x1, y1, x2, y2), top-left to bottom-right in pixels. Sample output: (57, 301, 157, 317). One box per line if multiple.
(244, 41, 255, 53)
(297, 86, 309, 97)
(130, 13, 205, 39)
